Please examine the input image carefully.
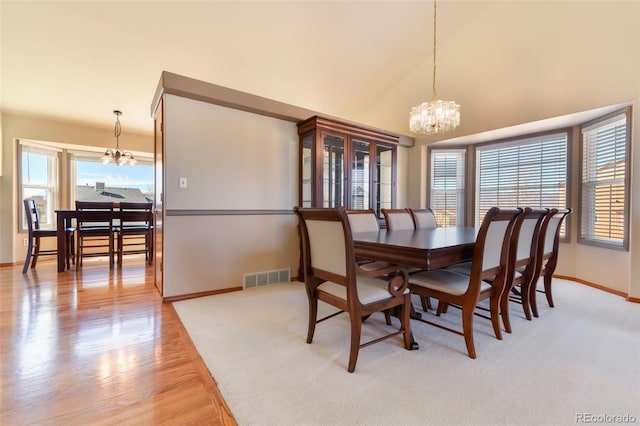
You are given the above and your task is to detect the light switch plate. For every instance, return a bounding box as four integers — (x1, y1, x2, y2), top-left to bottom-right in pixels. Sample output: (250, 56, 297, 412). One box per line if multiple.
(179, 177, 187, 188)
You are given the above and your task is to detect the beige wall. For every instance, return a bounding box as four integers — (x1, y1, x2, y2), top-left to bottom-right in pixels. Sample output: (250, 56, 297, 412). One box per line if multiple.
(161, 95, 300, 297)
(164, 95, 297, 210)
(0, 112, 152, 264)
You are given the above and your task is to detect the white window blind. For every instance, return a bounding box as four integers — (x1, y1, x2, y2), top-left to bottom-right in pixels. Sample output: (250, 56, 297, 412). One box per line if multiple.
(580, 111, 629, 249)
(476, 133, 568, 228)
(430, 149, 465, 227)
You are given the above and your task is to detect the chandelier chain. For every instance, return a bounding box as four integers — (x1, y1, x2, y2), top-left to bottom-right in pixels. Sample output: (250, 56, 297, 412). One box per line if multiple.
(114, 111, 122, 148)
(408, 0, 460, 135)
(432, 0, 437, 100)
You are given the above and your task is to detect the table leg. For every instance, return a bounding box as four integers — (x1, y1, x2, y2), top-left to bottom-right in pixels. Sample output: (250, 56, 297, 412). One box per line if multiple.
(56, 212, 66, 272)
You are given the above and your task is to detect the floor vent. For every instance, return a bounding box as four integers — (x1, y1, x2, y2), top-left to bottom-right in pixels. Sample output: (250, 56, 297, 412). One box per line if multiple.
(243, 268, 291, 289)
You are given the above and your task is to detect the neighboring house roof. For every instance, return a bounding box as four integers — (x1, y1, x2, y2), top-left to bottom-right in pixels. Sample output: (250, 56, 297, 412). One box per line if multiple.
(76, 186, 152, 203)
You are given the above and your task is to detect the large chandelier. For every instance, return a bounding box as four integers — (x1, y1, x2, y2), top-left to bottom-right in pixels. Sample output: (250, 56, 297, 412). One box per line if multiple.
(409, 0, 460, 135)
(102, 110, 136, 165)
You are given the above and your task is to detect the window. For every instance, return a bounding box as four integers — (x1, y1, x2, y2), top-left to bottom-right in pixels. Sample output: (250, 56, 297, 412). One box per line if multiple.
(70, 151, 154, 204)
(18, 141, 60, 231)
(476, 132, 569, 233)
(430, 149, 465, 227)
(579, 108, 630, 250)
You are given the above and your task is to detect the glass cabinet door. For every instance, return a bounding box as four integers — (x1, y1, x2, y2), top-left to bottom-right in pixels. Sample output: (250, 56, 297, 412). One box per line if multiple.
(375, 144, 394, 219)
(301, 134, 313, 207)
(351, 140, 370, 210)
(322, 134, 345, 208)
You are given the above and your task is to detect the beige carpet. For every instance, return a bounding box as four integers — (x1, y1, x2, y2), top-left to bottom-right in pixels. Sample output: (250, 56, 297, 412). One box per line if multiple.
(173, 279, 640, 426)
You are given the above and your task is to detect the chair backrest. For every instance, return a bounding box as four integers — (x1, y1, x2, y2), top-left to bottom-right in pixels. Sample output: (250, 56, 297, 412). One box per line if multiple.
(296, 207, 363, 299)
(23, 199, 40, 234)
(539, 208, 572, 270)
(119, 202, 153, 226)
(346, 209, 380, 233)
(467, 207, 523, 293)
(381, 208, 415, 230)
(511, 208, 550, 269)
(75, 201, 115, 229)
(409, 208, 437, 229)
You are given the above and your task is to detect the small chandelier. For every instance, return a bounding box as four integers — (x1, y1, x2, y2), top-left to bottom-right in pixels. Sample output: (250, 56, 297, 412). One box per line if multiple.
(409, 0, 460, 135)
(102, 110, 136, 166)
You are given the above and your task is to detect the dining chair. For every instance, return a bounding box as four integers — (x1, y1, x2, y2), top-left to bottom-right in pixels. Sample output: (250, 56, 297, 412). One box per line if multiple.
(117, 202, 153, 266)
(75, 201, 116, 268)
(346, 209, 399, 325)
(408, 207, 523, 359)
(408, 208, 438, 311)
(22, 199, 75, 274)
(381, 208, 415, 230)
(295, 206, 415, 373)
(499, 208, 554, 333)
(409, 208, 437, 229)
(529, 208, 573, 317)
(346, 209, 393, 272)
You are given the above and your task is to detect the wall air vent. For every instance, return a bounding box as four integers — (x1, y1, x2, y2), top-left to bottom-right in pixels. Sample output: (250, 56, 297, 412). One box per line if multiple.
(243, 268, 291, 289)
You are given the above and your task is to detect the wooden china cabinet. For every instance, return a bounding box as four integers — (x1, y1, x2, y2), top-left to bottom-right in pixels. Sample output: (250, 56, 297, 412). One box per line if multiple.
(297, 116, 399, 222)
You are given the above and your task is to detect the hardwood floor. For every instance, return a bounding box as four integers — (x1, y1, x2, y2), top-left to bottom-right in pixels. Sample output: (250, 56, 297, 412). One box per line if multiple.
(0, 258, 236, 425)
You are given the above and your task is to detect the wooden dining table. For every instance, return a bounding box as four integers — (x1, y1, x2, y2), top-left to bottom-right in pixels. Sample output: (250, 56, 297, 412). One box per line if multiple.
(353, 226, 478, 320)
(353, 227, 479, 270)
(55, 208, 153, 272)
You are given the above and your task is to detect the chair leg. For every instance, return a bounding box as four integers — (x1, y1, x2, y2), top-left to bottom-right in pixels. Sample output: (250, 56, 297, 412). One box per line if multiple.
(110, 235, 115, 268)
(383, 310, 392, 325)
(489, 295, 503, 340)
(306, 296, 318, 344)
(31, 236, 41, 269)
(420, 296, 432, 312)
(347, 313, 362, 373)
(148, 229, 154, 265)
(529, 276, 540, 318)
(500, 287, 512, 334)
(22, 238, 34, 274)
(65, 232, 72, 269)
(544, 274, 554, 308)
(69, 232, 75, 266)
(118, 232, 123, 267)
(77, 235, 83, 267)
(519, 283, 532, 320)
(461, 304, 477, 359)
(436, 301, 448, 316)
(401, 294, 413, 350)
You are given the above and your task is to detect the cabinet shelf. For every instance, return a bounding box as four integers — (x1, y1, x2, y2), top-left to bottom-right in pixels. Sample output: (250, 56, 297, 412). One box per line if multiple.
(297, 116, 398, 219)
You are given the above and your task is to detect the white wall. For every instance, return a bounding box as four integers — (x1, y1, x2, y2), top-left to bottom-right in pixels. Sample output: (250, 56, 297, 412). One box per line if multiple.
(161, 95, 300, 297)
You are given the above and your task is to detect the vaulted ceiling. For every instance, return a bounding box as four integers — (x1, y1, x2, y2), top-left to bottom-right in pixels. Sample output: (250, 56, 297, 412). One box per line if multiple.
(1, 1, 637, 144)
